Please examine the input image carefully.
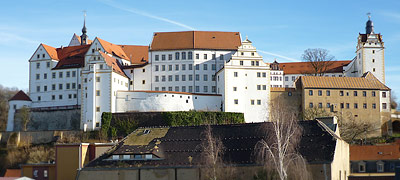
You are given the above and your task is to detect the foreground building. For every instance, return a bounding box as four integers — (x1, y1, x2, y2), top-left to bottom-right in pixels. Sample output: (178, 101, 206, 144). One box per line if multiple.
(77, 120, 349, 180)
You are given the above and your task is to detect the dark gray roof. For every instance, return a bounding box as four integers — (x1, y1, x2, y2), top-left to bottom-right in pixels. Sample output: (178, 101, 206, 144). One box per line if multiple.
(85, 121, 337, 168)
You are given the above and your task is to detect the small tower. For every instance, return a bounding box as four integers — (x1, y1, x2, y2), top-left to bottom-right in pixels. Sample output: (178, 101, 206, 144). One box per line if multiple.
(7, 91, 32, 131)
(80, 11, 88, 45)
(352, 13, 385, 84)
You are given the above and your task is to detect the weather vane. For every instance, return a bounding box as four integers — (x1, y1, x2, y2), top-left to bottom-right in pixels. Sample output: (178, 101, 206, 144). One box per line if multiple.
(367, 12, 371, 20)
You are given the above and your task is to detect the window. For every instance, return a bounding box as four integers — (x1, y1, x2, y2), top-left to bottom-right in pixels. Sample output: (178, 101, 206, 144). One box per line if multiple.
(212, 75, 216, 81)
(340, 103, 344, 109)
(292, 76, 295, 81)
(318, 90, 322, 96)
(326, 90, 330, 96)
(168, 54, 172, 60)
(183, 86, 187, 92)
(66, 83, 70, 89)
(257, 85, 261, 90)
(318, 103, 322, 108)
(52, 84, 56, 90)
(196, 53, 199, 59)
(142, 80, 145, 84)
(44, 86, 47, 92)
(203, 75, 208, 81)
(262, 73, 266, 77)
(359, 162, 366, 172)
(256, 61, 259, 66)
(240, 61, 244, 65)
(251, 100, 255, 105)
(195, 64, 199, 70)
(36, 74, 40, 80)
(59, 84, 63, 90)
(66, 71, 70, 77)
(212, 86, 216, 92)
(155, 65, 159, 71)
(195, 74, 199, 81)
(257, 72, 261, 77)
(59, 72, 63, 78)
(257, 100, 261, 105)
(233, 87, 237, 91)
(96, 90, 100, 96)
(182, 52, 186, 60)
(36, 62, 40, 69)
(354, 103, 358, 109)
(372, 103, 376, 109)
(372, 91, 376, 97)
(377, 162, 384, 172)
(155, 76, 159, 82)
(383, 103, 387, 109)
(212, 64, 216, 70)
(168, 75, 173, 81)
(59, 95, 63, 100)
(175, 64, 179, 71)
(162, 54, 166, 61)
(72, 71, 76, 77)
(162, 65, 166, 71)
(234, 72, 238, 77)
(340, 91, 344, 96)
(168, 87, 173, 91)
(52, 95, 55, 100)
(354, 91, 358, 96)
(175, 75, 179, 81)
(162, 76, 166, 82)
(188, 75, 193, 81)
(175, 86, 180, 92)
(309, 103, 313, 108)
(327, 103, 331, 108)
(309, 90, 313, 96)
(188, 52, 193, 59)
(363, 91, 367, 97)
(372, 59, 375, 63)
(203, 86, 208, 92)
(195, 86, 200, 92)
(189, 64, 193, 70)
(182, 64, 186, 70)
(204, 54, 207, 60)
(46, 62, 50, 68)
(189, 86, 193, 92)
(263, 85, 267, 90)
(96, 77, 100, 82)
(251, 61, 255, 66)
(234, 99, 238, 104)
(155, 87, 159, 91)
(175, 52, 180, 60)
(52, 72, 56, 79)
(346, 103, 350, 109)
(382, 92, 387, 98)
(43, 73, 47, 79)
(285, 76, 288, 81)
(372, 50, 375, 54)
(220, 54, 224, 60)
(203, 64, 208, 70)
(182, 75, 186, 81)
(363, 103, 367, 109)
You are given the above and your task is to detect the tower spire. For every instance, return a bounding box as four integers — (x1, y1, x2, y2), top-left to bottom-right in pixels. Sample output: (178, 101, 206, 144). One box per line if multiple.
(366, 12, 374, 34)
(81, 10, 88, 45)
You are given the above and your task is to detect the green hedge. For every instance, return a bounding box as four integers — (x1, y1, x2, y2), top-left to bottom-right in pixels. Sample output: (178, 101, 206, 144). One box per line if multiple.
(101, 111, 244, 138)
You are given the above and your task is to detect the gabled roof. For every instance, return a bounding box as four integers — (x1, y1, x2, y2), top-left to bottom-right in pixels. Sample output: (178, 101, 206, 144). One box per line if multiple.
(99, 51, 128, 78)
(97, 38, 129, 60)
(9, 91, 31, 101)
(279, 60, 352, 75)
(53, 45, 91, 69)
(150, 31, 242, 51)
(350, 144, 400, 161)
(118, 45, 148, 64)
(297, 72, 389, 90)
(85, 121, 338, 168)
(41, 44, 59, 60)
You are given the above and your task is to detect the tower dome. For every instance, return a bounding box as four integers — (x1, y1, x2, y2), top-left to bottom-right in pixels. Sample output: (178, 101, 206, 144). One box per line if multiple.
(366, 14, 374, 34)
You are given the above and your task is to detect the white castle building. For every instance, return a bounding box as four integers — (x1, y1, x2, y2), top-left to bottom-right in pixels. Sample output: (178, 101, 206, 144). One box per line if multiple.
(7, 16, 385, 131)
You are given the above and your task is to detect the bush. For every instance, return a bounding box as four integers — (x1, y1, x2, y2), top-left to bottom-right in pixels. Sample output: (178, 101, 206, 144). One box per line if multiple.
(101, 112, 112, 138)
(163, 111, 244, 126)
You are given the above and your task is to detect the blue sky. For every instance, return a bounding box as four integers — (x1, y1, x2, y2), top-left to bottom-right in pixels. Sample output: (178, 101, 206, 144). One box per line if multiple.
(0, 0, 399, 101)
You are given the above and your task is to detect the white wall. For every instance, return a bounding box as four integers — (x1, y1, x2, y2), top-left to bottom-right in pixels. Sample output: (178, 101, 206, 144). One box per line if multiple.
(116, 91, 221, 112)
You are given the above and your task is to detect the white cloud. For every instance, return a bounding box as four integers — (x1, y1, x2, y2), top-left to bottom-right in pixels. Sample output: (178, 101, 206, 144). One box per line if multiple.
(98, 0, 196, 30)
(257, 50, 300, 62)
(0, 32, 39, 45)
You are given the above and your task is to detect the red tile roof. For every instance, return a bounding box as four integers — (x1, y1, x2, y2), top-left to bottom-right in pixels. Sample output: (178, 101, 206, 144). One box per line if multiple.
(99, 51, 128, 78)
(150, 31, 242, 51)
(350, 144, 400, 161)
(4, 169, 21, 177)
(279, 60, 352, 75)
(119, 45, 148, 64)
(9, 91, 31, 101)
(41, 44, 59, 60)
(97, 37, 129, 60)
(297, 72, 390, 90)
(53, 45, 91, 69)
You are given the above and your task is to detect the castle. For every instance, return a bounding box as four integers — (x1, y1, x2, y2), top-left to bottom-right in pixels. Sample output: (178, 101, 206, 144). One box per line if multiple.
(7, 16, 388, 132)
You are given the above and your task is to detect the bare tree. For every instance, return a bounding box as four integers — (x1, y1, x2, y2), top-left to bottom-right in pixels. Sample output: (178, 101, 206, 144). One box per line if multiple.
(201, 125, 225, 180)
(0, 85, 19, 130)
(301, 107, 332, 121)
(391, 91, 398, 110)
(301, 48, 335, 76)
(255, 101, 310, 180)
(17, 106, 30, 131)
(338, 112, 380, 143)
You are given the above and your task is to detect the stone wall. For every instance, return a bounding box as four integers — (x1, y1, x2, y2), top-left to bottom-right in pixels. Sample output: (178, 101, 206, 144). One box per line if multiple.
(0, 130, 81, 146)
(13, 108, 81, 131)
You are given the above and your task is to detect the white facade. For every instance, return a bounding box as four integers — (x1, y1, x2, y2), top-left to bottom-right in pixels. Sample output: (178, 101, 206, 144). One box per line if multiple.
(217, 39, 270, 122)
(283, 72, 344, 88)
(116, 91, 221, 112)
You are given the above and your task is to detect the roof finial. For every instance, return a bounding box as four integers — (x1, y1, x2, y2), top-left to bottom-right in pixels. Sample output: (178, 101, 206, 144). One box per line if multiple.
(245, 35, 248, 40)
(365, 12, 374, 34)
(367, 12, 371, 20)
(81, 10, 88, 45)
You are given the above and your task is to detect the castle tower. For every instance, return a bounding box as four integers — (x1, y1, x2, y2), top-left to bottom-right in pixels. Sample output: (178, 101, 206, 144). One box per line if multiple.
(80, 11, 88, 45)
(354, 14, 385, 83)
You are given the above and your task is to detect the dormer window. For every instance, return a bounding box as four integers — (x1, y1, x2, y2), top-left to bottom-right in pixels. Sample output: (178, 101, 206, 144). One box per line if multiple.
(377, 161, 384, 172)
(359, 161, 366, 172)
